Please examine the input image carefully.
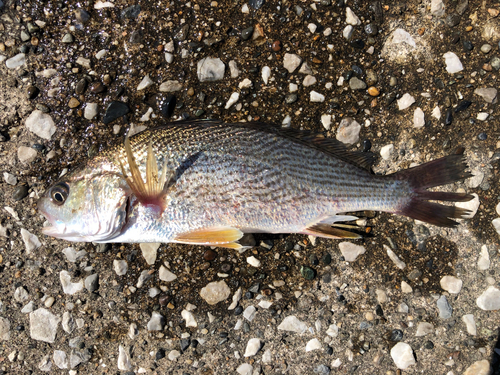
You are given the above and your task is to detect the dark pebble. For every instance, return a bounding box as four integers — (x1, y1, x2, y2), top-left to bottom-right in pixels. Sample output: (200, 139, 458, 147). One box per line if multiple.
(159, 294, 171, 306)
(385, 92, 396, 106)
(155, 348, 165, 360)
(359, 321, 372, 330)
(390, 329, 404, 342)
(241, 27, 254, 41)
(191, 339, 198, 348)
(249, 0, 264, 9)
(322, 253, 332, 265)
(103, 101, 130, 124)
(445, 13, 461, 27)
(248, 283, 260, 293)
(234, 306, 243, 315)
(35, 103, 50, 113)
(364, 23, 378, 36)
(12, 185, 29, 201)
(75, 9, 90, 24)
(121, 5, 141, 19)
(15, 325, 24, 331)
(261, 288, 273, 296)
(455, 100, 472, 112)
(75, 79, 87, 95)
(462, 40, 473, 51)
(26, 85, 39, 99)
(244, 291, 254, 299)
(203, 249, 216, 261)
(194, 109, 205, 117)
(180, 339, 190, 352)
(424, 340, 434, 349)
(300, 266, 316, 280)
(90, 82, 106, 93)
(445, 109, 453, 125)
(326, 346, 333, 355)
(285, 94, 298, 104)
(350, 39, 365, 49)
(352, 65, 363, 75)
(271, 40, 282, 51)
(159, 95, 176, 117)
(32, 143, 45, 152)
(478, 132, 487, 141)
(375, 305, 383, 316)
(362, 139, 372, 152)
(309, 254, 319, 266)
(220, 263, 231, 273)
(322, 273, 332, 283)
(129, 30, 143, 44)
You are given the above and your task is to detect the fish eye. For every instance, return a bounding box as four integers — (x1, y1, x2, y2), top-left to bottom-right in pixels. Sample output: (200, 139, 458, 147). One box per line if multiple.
(50, 182, 70, 206)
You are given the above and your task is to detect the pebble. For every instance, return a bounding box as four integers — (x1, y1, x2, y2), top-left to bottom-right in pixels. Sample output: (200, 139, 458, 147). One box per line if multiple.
(181, 310, 197, 328)
(261, 66, 271, 84)
(243, 306, 257, 322)
(53, 350, 68, 369)
(200, 280, 231, 305)
(278, 315, 308, 334)
(462, 314, 477, 335)
(244, 338, 262, 357)
(60, 271, 83, 295)
(321, 114, 332, 130)
(443, 52, 463, 73)
(283, 53, 302, 73)
(21, 228, 41, 254)
(384, 245, 406, 269)
(168, 349, 181, 361)
(390, 342, 415, 369)
(481, 44, 492, 53)
(147, 311, 164, 331)
(437, 295, 453, 319)
(229, 60, 239, 78)
(336, 117, 361, 144)
(430, 0, 445, 17)
(136, 270, 151, 288)
(413, 108, 425, 128)
(137, 74, 153, 91)
(25, 110, 56, 140)
(84, 103, 98, 120)
(3, 172, 17, 185)
(474, 87, 497, 103)
(303, 75, 317, 87)
(477, 245, 490, 270)
(14, 286, 29, 302)
(159, 80, 182, 92)
(62, 312, 75, 333)
(113, 260, 128, 275)
(343, 25, 353, 40)
(345, 7, 361, 25)
(380, 144, 394, 160)
(305, 338, 322, 352)
(463, 360, 491, 375)
(401, 281, 413, 293)
(246, 256, 261, 267)
(309, 91, 325, 103)
(476, 286, 500, 310)
(397, 93, 415, 110)
(415, 322, 433, 336)
(38, 354, 52, 371)
(300, 266, 315, 280)
(68, 98, 80, 108)
(159, 265, 177, 282)
(367, 87, 379, 96)
(197, 57, 225, 82)
(349, 77, 366, 90)
(75, 57, 91, 69)
(139, 243, 159, 265)
(84, 274, 99, 292)
(30, 308, 61, 343)
(314, 364, 331, 375)
(117, 345, 131, 371)
(493, 218, 500, 236)
(237, 364, 253, 375)
(476, 112, 489, 121)
(445, 109, 453, 125)
(339, 242, 365, 262)
(62, 33, 73, 43)
(62, 247, 87, 262)
(102, 101, 129, 124)
(12, 185, 28, 201)
(5, 53, 25, 69)
(17, 146, 37, 164)
(440, 276, 462, 294)
(299, 62, 313, 75)
(238, 78, 252, 89)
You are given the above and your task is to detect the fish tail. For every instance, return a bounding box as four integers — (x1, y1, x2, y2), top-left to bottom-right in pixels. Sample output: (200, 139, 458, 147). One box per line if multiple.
(393, 154, 474, 227)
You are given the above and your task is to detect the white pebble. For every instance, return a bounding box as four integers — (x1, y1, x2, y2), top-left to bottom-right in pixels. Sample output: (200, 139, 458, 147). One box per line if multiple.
(390, 342, 415, 369)
(197, 57, 225, 82)
(243, 306, 257, 321)
(236, 363, 253, 375)
(336, 117, 361, 145)
(413, 107, 425, 128)
(95, 49, 107, 59)
(467, 171, 484, 188)
(139, 107, 153, 122)
(258, 300, 272, 309)
(278, 315, 308, 334)
(384, 245, 406, 269)
(53, 350, 68, 369)
(262, 349, 272, 363)
(229, 60, 239, 78)
(21, 228, 41, 254)
(289, 83, 298, 92)
(113, 260, 128, 276)
(200, 280, 231, 305)
(477, 245, 490, 270)
(305, 338, 322, 352)
(456, 193, 479, 219)
(443, 51, 463, 74)
(3, 172, 17, 186)
(462, 314, 477, 335)
(401, 281, 413, 293)
(140, 243, 159, 265)
(493, 218, 500, 236)
(225, 92, 239, 109)
(307, 23, 317, 33)
(228, 287, 242, 310)
(244, 338, 262, 357)
(431, 106, 441, 119)
(342, 25, 353, 40)
(94, 1, 115, 9)
(440, 276, 462, 294)
(147, 311, 164, 331)
(282, 114, 292, 127)
(117, 345, 131, 371)
(477, 112, 489, 121)
(75, 56, 91, 69)
(17, 146, 37, 163)
(497, 203, 500, 216)
(60, 271, 83, 295)
(238, 78, 252, 89)
(137, 74, 154, 91)
(397, 93, 415, 110)
(463, 360, 491, 375)
(159, 80, 182, 92)
(303, 75, 316, 87)
(181, 310, 197, 328)
(299, 62, 313, 75)
(283, 53, 302, 73)
(380, 144, 394, 160)
(168, 350, 181, 361)
(415, 322, 433, 336)
(5, 53, 26, 69)
(241, 3, 249, 13)
(261, 66, 271, 85)
(310, 91, 325, 102)
(25, 110, 57, 140)
(430, 0, 445, 17)
(339, 242, 365, 262)
(159, 265, 177, 282)
(84, 103, 98, 120)
(326, 324, 339, 337)
(29, 308, 61, 343)
(164, 52, 173, 63)
(345, 7, 361, 25)
(246, 256, 261, 267)
(321, 114, 332, 130)
(476, 286, 500, 310)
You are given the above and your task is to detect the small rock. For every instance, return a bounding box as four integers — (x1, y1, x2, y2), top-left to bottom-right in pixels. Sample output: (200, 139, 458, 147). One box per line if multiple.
(339, 242, 365, 262)
(336, 117, 361, 145)
(147, 311, 164, 331)
(75, 57, 91, 69)
(243, 306, 257, 321)
(25, 110, 56, 140)
(430, 0, 445, 17)
(102, 101, 129, 125)
(477, 245, 490, 270)
(21, 228, 41, 254)
(237, 363, 253, 375)
(246, 256, 261, 267)
(181, 310, 197, 328)
(380, 144, 394, 160)
(84, 103, 98, 120)
(493, 218, 500, 236)
(401, 281, 413, 293)
(463, 360, 491, 375)
(197, 57, 225, 82)
(140, 243, 159, 265)
(343, 25, 354, 40)
(303, 75, 317, 87)
(244, 338, 262, 357)
(261, 66, 271, 84)
(283, 53, 302, 73)
(159, 265, 177, 282)
(306, 338, 322, 352)
(200, 280, 231, 305)
(0, 318, 10, 341)
(397, 93, 415, 110)
(413, 108, 425, 128)
(229, 60, 239, 78)
(349, 77, 366, 90)
(62, 247, 87, 262)
(84, 274, 99, 292)
(53, 350, 68, 369)
(62, 312, 75, 334)
(345, 7, 361, 25)
(476, 286, 500, 310)
(5, 53, 25, 69)
(17, 146, 37, 163)
(60, 271, 83, 295)
(310, 91, 325, 102)
(415, 322, 434, 336)
(474, 87, 497, 103)
(437, 295, 453, 318)
(367, 87, 379, 96)
(321, 114, 332, 130)
(278, 315, 308, 334)
(62, 33, 73, 43)
(443, 52, 463, 73)
(14, 286, 29, 302)
(117, 345, 131, 371)
(38, 354, 52, 372)
(462, 314, 476, 335)
(136, 270, 152, 288)
(390, 342, 415, 369)
(3, 172, 17, 185)
(385, 245, 406, 269)
(137, 74, 154, 91)
(225, 92, 239, 109)
(477, 112, 489, 121)
(440, 276, 462, 294)
(30, 308, 61, 343)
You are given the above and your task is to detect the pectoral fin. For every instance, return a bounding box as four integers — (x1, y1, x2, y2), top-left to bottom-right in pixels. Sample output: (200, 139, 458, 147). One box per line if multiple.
(303, 223, 362, 239)
(174, 227, 244, 249)
(119, 137, 174, 211)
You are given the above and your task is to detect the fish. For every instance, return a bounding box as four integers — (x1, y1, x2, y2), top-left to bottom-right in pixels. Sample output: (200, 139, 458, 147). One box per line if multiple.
(37, 120, 474, 248)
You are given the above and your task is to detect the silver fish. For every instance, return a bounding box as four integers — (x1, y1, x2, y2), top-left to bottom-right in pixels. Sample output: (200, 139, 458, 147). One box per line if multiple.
(38, 120, 473, 248)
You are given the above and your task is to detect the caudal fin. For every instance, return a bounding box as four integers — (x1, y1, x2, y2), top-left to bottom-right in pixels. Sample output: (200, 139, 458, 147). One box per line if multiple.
(393, 154, 474, 227)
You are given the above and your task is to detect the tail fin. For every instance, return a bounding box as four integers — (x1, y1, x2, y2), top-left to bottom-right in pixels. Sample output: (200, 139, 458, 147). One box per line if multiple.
(393, 154, 474, 227)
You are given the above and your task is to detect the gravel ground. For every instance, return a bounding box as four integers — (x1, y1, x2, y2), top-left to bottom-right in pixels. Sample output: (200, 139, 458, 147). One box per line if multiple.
(0, 0, 499, 374)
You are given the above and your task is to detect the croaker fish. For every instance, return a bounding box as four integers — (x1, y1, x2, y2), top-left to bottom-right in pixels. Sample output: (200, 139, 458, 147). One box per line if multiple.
(38, 120, 473, 248)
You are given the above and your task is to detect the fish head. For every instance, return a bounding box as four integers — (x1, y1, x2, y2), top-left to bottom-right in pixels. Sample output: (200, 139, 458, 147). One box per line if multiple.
(38, 168, 131, 242)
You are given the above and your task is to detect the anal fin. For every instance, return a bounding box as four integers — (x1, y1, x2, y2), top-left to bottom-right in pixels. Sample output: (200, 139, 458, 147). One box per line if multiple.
(174, 227, 244, 248)
(119, 137, 174, 211)
(303, 223, 362, 239)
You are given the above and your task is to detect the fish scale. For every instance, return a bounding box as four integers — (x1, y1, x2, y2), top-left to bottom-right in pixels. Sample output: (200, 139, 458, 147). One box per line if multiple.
(38, 120, 473, 244)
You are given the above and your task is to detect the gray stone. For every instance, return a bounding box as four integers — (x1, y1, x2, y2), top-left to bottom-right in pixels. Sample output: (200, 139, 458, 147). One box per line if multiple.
(14, 286, 29, 302)
(53, 350, 68, 369)
(38, 354, 52, 372)
(62, 311, 75, 334)
(440, 276, 462, 294)
(278, 315, 308, 334)
(136, 270, 152, 288)
(147, 311, 164, 331)
(113, 260, 128, 275)
(437, 295, 452, 319)
(30, 308, 60, 343)
(84, 274, 99, 292)
(430, 0, 445, 17)
(476, 286, 500, 310)
(349, 77, 366, 90)
(25, 110, 57, 140)
(21, 228, 41, 254)
(415, 322, 434, 336)
(345, 7, 361, 25)
(17, 146, 37, 163)
(200, 280, 231, 305)
(62, 33, 73, 43)
(336, 117, 361, 145)
(197, 57, 225, 82)
(5, 53, 25, 69)
(0, 317, 10, 340)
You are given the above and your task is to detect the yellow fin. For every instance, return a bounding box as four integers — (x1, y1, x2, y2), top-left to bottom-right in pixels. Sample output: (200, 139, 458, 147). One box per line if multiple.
(303, 224, 362, 239)
(174, 227, 244, 246)
(119, 137, 174, 210)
